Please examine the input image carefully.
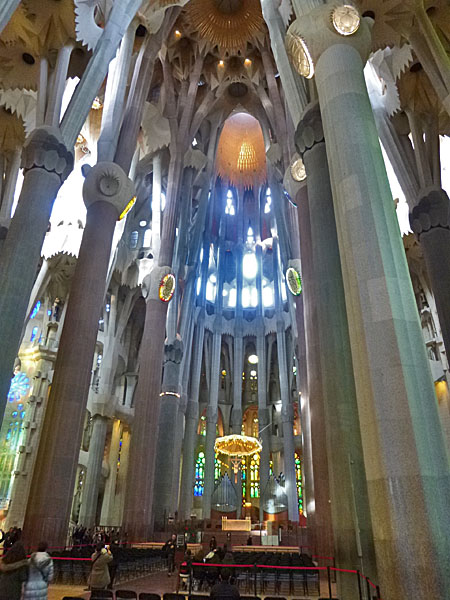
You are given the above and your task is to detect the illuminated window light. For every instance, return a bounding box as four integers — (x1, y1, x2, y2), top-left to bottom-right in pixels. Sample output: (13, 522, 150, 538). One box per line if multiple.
(175, 29, 182, 38)
(244, 58, 252, 67)
(248, 355, 258, 364)
(119, 196, 136, 221)
(219, 60, 224, 67)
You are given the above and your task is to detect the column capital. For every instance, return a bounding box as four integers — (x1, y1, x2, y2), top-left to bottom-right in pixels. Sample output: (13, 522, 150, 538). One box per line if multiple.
(22, 126, 73, 183)
(82, 161, 135, 216)
(295, 102, 324, 157)
(286, 4, 372, 78)
(410, 188, 450, 239)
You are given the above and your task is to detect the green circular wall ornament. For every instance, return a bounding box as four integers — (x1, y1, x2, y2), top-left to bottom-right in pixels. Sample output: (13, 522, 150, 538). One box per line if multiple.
(331, 4, 361, 36)
(286, 267, 302, 296)
(159, 273, 176, 302)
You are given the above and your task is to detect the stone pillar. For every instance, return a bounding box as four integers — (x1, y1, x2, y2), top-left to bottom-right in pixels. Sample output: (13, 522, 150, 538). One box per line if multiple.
(78, 414, 108, 528)
(21, 162, 133, 548)
(287, 6, 450, 597)
(410, 189, 450, 357)
(122, 265, 173, 541)
(0, 127, 73, 423)
(296, 102, 377, 593)
(231, 331, 243, 518)
(256, 323, 270, 516)
(153, 337, 183, 526)
(100, 419, 122, 525)
(203, 324, 221, 518)
(179, 320, 205, 520)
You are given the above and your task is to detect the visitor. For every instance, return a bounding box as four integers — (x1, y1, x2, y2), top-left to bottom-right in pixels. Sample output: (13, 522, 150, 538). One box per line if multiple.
(246, 535, 252, 546)
(0, 541, 29, 600)
(210, 568, 240, 600)
(163, 533, 177, 576)
(23, 541, 54, 600)
(209, 535, 217, 551)
(88, 542, 113, 591)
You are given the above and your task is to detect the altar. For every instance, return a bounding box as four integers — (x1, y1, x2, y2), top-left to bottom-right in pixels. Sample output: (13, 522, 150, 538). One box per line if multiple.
(221, 516, 252, 531)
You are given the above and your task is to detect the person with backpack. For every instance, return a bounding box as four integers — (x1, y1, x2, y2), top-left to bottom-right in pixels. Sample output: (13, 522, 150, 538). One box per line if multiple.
(23, 541, 54, 600)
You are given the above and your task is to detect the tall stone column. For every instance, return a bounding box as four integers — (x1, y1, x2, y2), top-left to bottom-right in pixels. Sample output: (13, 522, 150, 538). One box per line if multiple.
(179, 318, 205, 520)
(273, 270, 299, 521)
(287, 6, 450, 597)
(296, 102, 377, 594)
(122, 265, 172, 541)
(410, 189, 450, 357)
(256, 323, 270, 513)
(153, 337, 184, 526)
(78, 414, 108, 528)
(21, 162, 133, 548)
(203, 324, 221, 518)
(231, 331, 243, 518)
(0, 127, 73, 423)
(100, 419, 122, 525)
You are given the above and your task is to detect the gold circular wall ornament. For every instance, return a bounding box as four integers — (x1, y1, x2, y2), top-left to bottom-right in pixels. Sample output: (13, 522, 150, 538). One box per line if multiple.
(331, 4, 360, 36)
(285, 33, 314, 79)
(291, 158, 306, 182)
(159, 273, 176, 302)
(286, 267, 302, 296)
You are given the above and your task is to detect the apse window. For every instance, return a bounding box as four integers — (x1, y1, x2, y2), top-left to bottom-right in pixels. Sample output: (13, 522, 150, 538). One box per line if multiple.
(264, 188, 272, 213)
(225, 189, 236, 215)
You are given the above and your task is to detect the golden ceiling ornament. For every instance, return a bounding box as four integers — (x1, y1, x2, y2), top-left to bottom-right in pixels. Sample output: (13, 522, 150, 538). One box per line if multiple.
(0, 108, 25, 154)
(216, 112, 267, 188)
(22, 0, 76, 51)
(0, 41, 39, 90)
(184, 0, 265, 54)
(331, 4, 361, 36)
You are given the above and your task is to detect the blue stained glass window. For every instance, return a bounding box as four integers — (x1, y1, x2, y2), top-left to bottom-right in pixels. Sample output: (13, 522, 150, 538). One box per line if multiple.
(194, 450, 205, 496)
(8, 373, 30, 403)
(30, 326, 38, 342)
(30, 301, 41, 319)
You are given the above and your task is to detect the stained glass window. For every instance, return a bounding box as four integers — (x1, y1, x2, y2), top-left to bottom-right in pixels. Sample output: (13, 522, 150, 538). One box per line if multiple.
(0, 372, 30, 507)
(215, 454, 221, 482)
(30, 326, 38, 342)
(194, 450, 205, 496)
(225, 189, 236, 215)
(295, 452, 303, 513)
(29, 301, 41, 319)
(241, 457, 247, 502)
(250, 453, 260, 498)
(199, 415, 206, 436)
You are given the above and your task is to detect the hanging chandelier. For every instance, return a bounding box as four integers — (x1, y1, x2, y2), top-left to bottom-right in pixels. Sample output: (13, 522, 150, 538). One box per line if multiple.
(215, 434, 262, 482)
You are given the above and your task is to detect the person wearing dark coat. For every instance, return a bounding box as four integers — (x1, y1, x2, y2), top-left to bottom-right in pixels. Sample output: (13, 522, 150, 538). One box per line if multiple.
(210, 568, 240, 600)
(164, 534, 177, 576)
(0, 540, 29, 600)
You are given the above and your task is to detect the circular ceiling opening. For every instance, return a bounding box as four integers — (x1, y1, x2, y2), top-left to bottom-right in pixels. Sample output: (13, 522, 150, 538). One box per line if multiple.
(213, 0, 242, 14)
(228, 82, 248, 98)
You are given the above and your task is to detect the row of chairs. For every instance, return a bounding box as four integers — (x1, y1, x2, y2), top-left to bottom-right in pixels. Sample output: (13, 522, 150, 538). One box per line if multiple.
(63, 595, 334, 600)
(189, 566, 319, 596)
(54, 555, 166, 585)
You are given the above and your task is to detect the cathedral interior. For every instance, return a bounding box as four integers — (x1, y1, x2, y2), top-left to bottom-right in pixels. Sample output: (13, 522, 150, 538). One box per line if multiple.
(0, 0, 450, 598)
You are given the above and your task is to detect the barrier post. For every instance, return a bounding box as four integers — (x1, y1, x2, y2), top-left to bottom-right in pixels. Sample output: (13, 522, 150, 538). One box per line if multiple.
(376, 584, 381, 599)
(327, 566, 332, 599)
(188, 562, 192, 596)
(254, 564, 257, 596)
(366, 577, 372, 600)
(356, 570, 363, 600)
